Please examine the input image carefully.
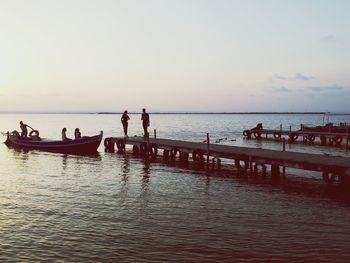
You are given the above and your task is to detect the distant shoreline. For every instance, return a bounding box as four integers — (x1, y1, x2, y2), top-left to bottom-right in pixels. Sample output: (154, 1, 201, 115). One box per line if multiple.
(97, 111, 331, 115)
(1, 111, 350, 115)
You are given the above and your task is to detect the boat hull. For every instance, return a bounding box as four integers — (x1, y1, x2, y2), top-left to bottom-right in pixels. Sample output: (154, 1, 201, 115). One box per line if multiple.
(4, 131, 103, 154)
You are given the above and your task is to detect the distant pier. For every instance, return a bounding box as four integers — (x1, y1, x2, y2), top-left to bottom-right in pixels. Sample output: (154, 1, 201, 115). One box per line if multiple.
(104, 135, 350, 186)
(243, 127, 350, 147)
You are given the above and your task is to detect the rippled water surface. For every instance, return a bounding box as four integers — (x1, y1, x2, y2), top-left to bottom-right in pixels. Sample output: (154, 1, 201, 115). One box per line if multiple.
(1, 113, 350, 262)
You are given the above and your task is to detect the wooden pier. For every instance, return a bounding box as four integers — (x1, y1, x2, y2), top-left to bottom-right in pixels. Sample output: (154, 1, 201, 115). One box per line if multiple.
(243, 128, 350, 147)
(104, 136, 350, 186)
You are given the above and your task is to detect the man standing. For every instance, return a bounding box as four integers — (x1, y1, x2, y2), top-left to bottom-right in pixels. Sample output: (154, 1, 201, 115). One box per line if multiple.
(141, 108, 150, 138)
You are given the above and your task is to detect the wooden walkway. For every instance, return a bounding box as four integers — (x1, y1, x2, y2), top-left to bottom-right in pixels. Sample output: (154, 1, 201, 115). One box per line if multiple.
(104, 136, 350, 186)
(243, 128, 350, 147)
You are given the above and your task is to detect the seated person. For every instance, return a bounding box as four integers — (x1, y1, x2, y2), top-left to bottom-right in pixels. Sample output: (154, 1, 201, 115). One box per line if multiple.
(74, 128, 81, 139)
(61, 128, 72, 141)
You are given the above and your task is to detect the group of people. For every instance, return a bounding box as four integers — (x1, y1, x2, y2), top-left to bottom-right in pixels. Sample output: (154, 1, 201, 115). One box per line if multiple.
(121, 108, 150, 138)
(18, 108, 150, 141)
(19, 121, 82, 141)
(61, 128, 82, 141)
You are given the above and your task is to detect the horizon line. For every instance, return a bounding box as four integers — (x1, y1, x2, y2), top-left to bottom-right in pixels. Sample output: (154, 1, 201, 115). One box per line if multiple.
(0, 111, 349, 115)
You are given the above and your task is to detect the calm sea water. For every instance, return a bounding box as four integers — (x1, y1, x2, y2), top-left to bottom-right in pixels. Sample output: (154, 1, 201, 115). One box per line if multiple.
(1, 113, 350, 262)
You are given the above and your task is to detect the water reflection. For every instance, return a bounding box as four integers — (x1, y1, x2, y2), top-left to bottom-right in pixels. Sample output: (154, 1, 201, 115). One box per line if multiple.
(8, 147, 30, 160)
(121, 155, 130, 182)
(61, 152, 102, 175)
(140, 154, 350, 206)
(141, 159, 150, 186)
(62, 154, 68, 171)
(8, 148, 30, 172)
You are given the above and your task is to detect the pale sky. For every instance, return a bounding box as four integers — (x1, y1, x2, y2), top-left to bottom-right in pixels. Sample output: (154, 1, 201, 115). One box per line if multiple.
(0, 0, 349, 113)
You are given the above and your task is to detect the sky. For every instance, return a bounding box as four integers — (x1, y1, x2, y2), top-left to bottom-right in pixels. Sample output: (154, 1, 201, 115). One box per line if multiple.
(0, 0, 349, 113)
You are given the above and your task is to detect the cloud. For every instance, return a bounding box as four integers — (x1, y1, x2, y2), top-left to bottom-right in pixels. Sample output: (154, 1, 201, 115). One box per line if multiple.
(308, 85, 345, 93)
(271, 86, 291, 93)
(302, 85, 350, 99)
(270, 73, 315, 82)
(321, 34, 336, 42)
(295, 73, 314, 81)
(272, 74, 288, 81)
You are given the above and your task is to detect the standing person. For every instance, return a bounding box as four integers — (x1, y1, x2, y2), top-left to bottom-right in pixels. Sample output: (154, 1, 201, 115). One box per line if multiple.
(141, 108, 150, 138)
(121, 110, 130, 137)
(19, 121, 33, 138)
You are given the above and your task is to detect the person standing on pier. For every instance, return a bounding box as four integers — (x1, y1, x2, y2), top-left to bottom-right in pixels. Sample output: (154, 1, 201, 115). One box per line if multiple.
(141, 108, 150, 138)
(121, 110, 130, 137)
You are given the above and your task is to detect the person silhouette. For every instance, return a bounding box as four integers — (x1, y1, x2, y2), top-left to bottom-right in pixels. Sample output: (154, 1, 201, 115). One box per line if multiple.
(62, 128, 72, 141)
(121, 110, 130, 137)
(19, 121, 33, 138)
(141, 108, 150, 138)
(74, 128, 81, 139)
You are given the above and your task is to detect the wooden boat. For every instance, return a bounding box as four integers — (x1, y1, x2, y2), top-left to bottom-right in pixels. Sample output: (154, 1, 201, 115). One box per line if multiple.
(4, 131, 103, 154)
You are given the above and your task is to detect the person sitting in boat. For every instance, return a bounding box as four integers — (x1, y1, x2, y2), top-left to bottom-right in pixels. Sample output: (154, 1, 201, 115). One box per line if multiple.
(74, 128, 81, 139)
(62, 128, 72, 141)
(19, 121, 33, 138)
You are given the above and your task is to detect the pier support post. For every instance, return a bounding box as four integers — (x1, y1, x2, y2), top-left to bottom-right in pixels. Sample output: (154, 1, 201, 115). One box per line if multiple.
(346, 127, 349, 152)
(253, 163, 267, 177)
(210, 157, 221, 170)
(170, 147, 178, 159)
(132, 145, 139, 155)
(163, 149, 170, 160)
(322, 169, 342, 185)
(271, 164, 280, 180)
(206, 133, 210, 164)
(140, 142, 148, 157)
(235, 156, 249, 171)
(104, 138, 115, 153)
(116, 139, 126, 154)
(179, 152, 189, 163)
